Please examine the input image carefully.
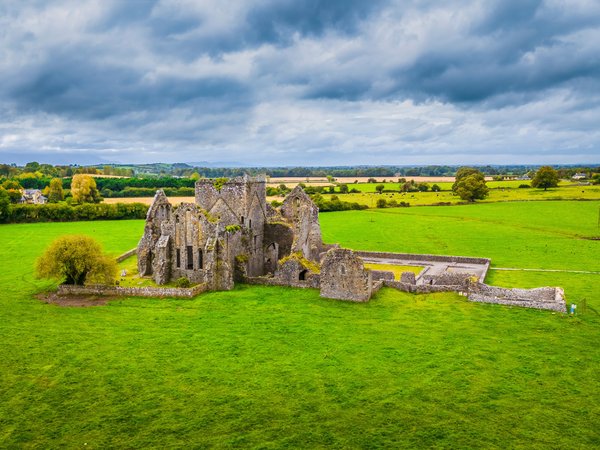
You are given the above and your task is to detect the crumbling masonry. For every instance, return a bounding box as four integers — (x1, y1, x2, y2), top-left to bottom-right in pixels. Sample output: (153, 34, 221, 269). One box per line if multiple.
(137, 176, 566, 312)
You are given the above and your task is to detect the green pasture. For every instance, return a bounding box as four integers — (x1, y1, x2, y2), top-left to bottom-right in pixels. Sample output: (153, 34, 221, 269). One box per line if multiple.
(341, 179, 573, 192)
(325, 182, 600, 206)
(1, 201, 599, 448)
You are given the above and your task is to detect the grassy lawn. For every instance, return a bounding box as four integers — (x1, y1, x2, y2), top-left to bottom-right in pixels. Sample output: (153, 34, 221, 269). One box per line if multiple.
(0, 202, 599, 448)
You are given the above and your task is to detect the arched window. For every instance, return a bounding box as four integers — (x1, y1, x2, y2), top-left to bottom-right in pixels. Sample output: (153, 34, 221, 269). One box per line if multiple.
(299, 270, 307, 281)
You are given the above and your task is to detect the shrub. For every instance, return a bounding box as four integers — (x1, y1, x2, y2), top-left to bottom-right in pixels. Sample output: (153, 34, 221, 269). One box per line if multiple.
(518, 184, 531, 188)
(175, 277, 191, 288)
(376, 198, 387, 208)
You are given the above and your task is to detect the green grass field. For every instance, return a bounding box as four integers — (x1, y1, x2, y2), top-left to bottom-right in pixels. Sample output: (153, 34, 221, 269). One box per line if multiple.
(1, 201, 599, 448)
(325, 183, 600, 207)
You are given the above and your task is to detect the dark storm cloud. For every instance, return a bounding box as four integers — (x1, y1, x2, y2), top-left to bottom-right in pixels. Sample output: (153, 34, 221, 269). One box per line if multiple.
(0, 0, 599, 164)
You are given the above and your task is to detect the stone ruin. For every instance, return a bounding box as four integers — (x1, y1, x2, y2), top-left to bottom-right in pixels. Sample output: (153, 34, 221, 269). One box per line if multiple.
(320, 249, 373, 302)
(136, 175, 566, 312)
(137, 175, 325, 292)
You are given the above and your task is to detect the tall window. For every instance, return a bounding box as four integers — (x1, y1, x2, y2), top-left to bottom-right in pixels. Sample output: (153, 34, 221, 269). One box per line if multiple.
(187, 246, 194, 270)
(198, 249, 203, 269)
(176, 249, 181, 268)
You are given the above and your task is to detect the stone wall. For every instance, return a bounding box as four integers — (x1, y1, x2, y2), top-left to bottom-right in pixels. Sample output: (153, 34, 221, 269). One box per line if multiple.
(383, 280, 464, 294)
(421, 272, 475, 288)
(281, 186, 324, 262)
(57, 283, 209, 299)
(370, 270, 395, 281)
(320, 248, 372, 302)
(245, 275, 320, 289)
(116, 248, 137, 263)
(354, 250, 490, 266)
(468, 283, 566, 312)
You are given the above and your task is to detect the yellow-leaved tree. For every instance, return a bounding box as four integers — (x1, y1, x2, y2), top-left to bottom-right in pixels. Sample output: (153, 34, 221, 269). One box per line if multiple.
(70, 174, 101, 203)
(35, 235, 117, 285)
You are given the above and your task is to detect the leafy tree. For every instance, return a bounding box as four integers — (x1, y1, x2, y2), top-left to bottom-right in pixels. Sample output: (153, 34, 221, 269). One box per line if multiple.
(452, 167, 489, 201)
(35, 235, 117, 285)
(0, 188, 10, 219)
(452, 167, 482, 191)
(339, 184, 349, 194)
(1, 179, 23, 203)
(531, 166, 559, 190)
(417, 183, 429, 192)
(47, 178, 64, 203)
(71, 174, 101, 203)
(431, 184, 441, 192)
(376, 198, 387, 208)
(375, 184, 385, 194)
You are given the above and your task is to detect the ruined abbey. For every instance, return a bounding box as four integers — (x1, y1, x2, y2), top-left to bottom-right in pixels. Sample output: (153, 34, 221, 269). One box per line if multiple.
(129, 175, 566, 312)
(137, 175, 327, 291)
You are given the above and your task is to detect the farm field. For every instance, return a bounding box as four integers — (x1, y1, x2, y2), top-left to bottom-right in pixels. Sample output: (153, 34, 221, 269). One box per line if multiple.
(323, 183, 600, 206)
(102, 183, 600, 208)
(0, 201, 599, 448)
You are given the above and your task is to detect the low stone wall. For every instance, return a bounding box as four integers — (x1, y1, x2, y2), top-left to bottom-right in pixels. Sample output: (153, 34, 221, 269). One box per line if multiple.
(372, 280, 384, 294)
(116, 248, 137, 263)
(421, 272, 474, 287)
(355, 250, 490, 266)
(57, 283, 208, 299)
(245, 275, 320, 289)
(468, 283, 566, 312)
(370, 270, 395, 281)
(384, 280, 464, 294)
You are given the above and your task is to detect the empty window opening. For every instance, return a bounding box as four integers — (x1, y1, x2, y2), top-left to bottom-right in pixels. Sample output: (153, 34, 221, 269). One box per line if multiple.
(253, 235, 258, 249)
(295, 198, 300, 207)
(176, 249, 181, 268)
(198, 249, 203, 269)
(299, 270, 307, 281)
(241, 216, 244, 224)
(249, 219, 252, 228)
(187, 246, 194, 270)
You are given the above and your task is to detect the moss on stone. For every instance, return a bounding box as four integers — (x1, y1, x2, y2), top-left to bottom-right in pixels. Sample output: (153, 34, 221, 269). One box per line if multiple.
(213, 177, 229, 191)
(279, 251, 321, 274)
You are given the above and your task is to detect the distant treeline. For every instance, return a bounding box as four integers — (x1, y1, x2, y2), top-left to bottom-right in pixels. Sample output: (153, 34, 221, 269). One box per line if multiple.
(1, 203, 148, 223)
(102, 164, 600, 178)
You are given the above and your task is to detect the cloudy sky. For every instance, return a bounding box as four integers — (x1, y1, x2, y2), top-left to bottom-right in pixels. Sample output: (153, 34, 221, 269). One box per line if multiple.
(1, 0, 599, 166)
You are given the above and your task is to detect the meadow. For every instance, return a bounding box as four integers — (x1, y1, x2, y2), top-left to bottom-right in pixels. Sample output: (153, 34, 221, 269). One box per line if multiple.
(323, 182, 600, 207)
(0, 201, 598, 448)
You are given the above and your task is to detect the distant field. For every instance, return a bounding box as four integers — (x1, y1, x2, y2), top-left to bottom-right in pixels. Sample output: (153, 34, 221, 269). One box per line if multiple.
(268, 176, 467, 184)
(0, 201, 598, 448)
(103, 196, 195, 205)
(324, 183, 600, 206)
(102, 182, 600, 208)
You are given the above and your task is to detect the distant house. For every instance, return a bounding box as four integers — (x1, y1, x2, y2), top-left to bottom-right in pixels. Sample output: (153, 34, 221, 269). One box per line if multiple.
(20, 189, 47, 204)
(572, 173, 587, 180)
(516, 175, 531, 181)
